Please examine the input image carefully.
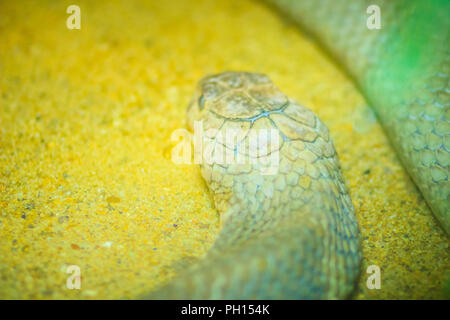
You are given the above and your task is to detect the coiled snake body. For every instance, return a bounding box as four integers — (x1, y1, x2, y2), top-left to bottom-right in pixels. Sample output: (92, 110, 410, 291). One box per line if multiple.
(145, 0, 449, 299)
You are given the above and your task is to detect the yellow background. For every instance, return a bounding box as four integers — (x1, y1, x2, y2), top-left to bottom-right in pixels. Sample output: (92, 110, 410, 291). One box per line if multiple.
(0, 0, 448, 299)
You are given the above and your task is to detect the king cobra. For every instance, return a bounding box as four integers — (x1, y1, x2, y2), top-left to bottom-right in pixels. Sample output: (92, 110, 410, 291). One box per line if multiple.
(144, 0, 449, 299)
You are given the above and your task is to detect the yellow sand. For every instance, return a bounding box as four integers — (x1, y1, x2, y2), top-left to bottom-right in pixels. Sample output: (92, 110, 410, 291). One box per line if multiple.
(0, 0, 448, 299)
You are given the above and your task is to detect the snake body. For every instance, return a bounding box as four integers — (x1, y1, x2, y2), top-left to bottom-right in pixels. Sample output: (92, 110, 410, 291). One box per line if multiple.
(266, 0, 449, 231)
(149, 71, 361, 299)
(145, 0, 449, 299)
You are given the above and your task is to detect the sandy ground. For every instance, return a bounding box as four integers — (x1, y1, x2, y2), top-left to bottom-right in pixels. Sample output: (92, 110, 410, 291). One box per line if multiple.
(0, 0, 448, 299)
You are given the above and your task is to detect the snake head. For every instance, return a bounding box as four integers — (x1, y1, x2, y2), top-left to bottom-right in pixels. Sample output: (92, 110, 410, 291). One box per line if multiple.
(186, 71, 288, 131)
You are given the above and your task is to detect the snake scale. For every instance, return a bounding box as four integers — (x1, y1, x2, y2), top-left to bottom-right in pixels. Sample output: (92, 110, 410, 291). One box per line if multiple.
(144, 0, 449, 299)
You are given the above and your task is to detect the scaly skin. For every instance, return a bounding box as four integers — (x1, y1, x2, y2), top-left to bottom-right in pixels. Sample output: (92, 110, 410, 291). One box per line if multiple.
(145, 0, 449, 299)
(265, 0, 449, 233)
(145, 72, 361, 299)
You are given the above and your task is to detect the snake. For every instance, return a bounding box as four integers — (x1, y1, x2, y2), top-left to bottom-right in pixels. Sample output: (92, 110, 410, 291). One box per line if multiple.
(144, 0, 449, 299)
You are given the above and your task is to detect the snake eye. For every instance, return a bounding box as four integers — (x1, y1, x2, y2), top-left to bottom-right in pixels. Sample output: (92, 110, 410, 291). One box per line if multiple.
(198, 94, 205, 110)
